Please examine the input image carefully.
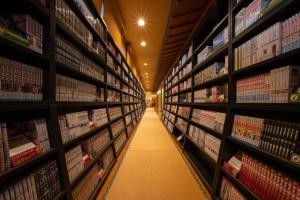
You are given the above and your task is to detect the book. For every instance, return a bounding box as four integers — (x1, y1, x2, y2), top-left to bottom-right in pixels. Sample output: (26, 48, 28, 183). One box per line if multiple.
(232, 115, 300, 165)
(0, 160, 61, 200)
(108, 107, 122, 120)
(114, 131, 127, 152)
(0, 57, 43, 101)
(175, 117, 188, 134)
(220, 177, 246, 200)
(56, 74, 98, 102)
(194, 83, 228, 103)
(111, 119, 125, 137)
(192, 109, 226, 133)
(107, 89, 121, 102)
(236, 66, 300, 103)
(194, 61, 227, 85)
(65, 145, 84, 183)
(177, 106, 190, 119)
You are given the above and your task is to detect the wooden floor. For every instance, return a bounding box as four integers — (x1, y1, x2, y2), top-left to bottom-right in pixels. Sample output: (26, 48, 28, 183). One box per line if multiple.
(97, 108, 210, 200)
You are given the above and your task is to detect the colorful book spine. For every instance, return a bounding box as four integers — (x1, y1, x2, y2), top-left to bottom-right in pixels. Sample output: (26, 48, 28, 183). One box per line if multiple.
(192, 109, 226, 133)
(232, 115, 300, 165)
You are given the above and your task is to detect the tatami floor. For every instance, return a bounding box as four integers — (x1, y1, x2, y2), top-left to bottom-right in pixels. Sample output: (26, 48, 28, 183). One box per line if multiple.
(97, 108, 210, 200)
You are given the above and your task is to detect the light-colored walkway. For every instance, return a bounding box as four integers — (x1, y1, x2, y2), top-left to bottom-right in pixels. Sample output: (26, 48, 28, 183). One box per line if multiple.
(100, 108, 209, 200)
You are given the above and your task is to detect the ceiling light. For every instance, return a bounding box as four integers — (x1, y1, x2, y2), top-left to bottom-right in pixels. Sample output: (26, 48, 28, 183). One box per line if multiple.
(145, 72, 148, 75)
(138, 19, 145, 26)
(140, 41, 146, 47)
(144, 63, 148, 66)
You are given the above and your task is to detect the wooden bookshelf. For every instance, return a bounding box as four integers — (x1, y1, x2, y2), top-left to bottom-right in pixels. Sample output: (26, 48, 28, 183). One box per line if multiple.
(0, 0, 145, 199)
(161, 0, 300, 199)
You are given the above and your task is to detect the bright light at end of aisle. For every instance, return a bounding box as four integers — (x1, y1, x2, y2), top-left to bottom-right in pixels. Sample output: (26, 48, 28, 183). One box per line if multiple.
(140, 41, 146, 47)
(138, 18, 145, 26)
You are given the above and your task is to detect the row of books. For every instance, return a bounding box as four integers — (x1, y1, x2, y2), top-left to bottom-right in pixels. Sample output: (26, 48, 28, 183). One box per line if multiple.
(73, 0, 106, 42)
(213, 26, 229, 51)
(65, 145, 84, 183)
(0, 13, 43, 53)
(107, 89, 121, 102)
(107, 54, 122, 76)
(224, 153, 300, 200)
(235, 0, 269, 35)
(179, 92, 192, 103)
(58, 109, 107, 143)
(194, 60, 227, 86)
(175, 117, 188, 133)
(170, 43, 193, 78)
(107, 72, 121, 89)
(191, 109, 226, 133)
(56, 74, 100, 102)
(72, 146, 114, 200)
(178, 78, 192, 92)
(114, 131, 127, 153)
(0, 119, 50, 173)
(55, 0, 93, 47)
(111, 119, 124, 137)
(220, 177, 246, 200)
(177, 106, 190, 119)
(0, 160, 61, 200)
(107, 42, 122, 64)
(123, 105, 130, 114)
(236, 65, 300, 103)
(125, 115, 131, 125)
(55, 35, 105, 81)
(234, 11, 300, 70)
(194, 83, 228, 103)
(0, 57, 43, 101)
(232, 115, 300, 165)
(178, 62, 192, 80)
(189, 125, 221, 162)
(108, 107, 122, 120)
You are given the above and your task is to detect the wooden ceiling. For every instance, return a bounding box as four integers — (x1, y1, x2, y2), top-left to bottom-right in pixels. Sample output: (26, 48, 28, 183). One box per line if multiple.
(153, 0, 214, 91)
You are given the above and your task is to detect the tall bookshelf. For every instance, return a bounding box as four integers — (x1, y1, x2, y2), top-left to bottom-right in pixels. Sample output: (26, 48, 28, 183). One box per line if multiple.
(161, 0, 300, 199)
(0, 1, 145, 200)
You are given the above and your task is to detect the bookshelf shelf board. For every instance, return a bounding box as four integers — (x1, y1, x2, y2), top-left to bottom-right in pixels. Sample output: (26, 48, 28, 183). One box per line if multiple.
(53, 191, 66, 200)
(177, 71, 193, 84)
(63, 122, 110, 149)
(0, 102, 50, 111)
(193, 14, 228, 56)
(90, 158, 116, 200)
(231, 103, 300, 113)
(0, 37, 49, 65)
(192, 75, 228, 90)
(109, 114, 123, 124)
(183, 150, 213, 194)
(193, 44, 229, 74)
(107, 102, 123, 106)
(56, 102, 107, 109)
(186, 136, 217, 169)
(189, 120, 223, 139)
(227, 137, 300, 174)
(112, 127, 126, 140)
(106, 84, 123, 93)
(56, 20, 106, 67)
(232, 0, 252, 14)
(232, 0, 298, 46)
(116, 139, 128, 157)
(70, 141, 113, 188)
(0, 149, 58, 185)
(107, 49, 123, 67)
(56, 62, 106, 86)
(2, 0, 49, 22)
(221, 168, 260, 200)
(232, 48, 300, 80)
(177, 87, 192, 95)
(64, 0, 102, 41)
(106, 66, 123, 81)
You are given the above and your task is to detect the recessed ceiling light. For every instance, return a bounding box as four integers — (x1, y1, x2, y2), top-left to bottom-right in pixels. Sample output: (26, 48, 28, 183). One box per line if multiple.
(140, 41, 146, 47)
(144, 63, 148, 66)
(138, 18, 145, 26)
(145, 73, 148, 75)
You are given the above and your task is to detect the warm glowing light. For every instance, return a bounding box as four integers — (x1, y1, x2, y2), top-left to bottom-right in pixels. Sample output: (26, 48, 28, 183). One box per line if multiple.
(138, 18, 145, 26)
(140, 41, 146, 47)
(144, 63, 148, 66)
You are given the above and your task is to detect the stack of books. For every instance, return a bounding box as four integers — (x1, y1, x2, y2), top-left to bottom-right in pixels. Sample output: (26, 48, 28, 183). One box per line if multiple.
(220, 177, 246, 200)
(194, 61, 227, 85)
(111, 119, 124, 137)
(107, 89, 121, 102)
(0, 57, 43, 101)
(114, 131, 126, 152)
(82, 128, 110, 157)
(56, 74, 98, 102)
(232, 115, 300, 165)
(192, 109, 226, 133)
(108, 107, 122, 120)
(0, 160, 61, 200)
(65, 145, 84, 183)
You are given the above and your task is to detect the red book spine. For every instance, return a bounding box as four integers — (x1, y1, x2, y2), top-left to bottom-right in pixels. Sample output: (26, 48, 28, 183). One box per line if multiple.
(10, 146, 42, 167)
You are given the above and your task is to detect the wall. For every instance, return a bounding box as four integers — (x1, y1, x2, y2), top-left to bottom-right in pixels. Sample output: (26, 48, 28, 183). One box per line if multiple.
(93, 0, 144, 91)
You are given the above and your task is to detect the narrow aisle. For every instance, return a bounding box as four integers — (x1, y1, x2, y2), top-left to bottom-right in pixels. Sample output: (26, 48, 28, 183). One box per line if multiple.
(99, 108, 210, 200)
